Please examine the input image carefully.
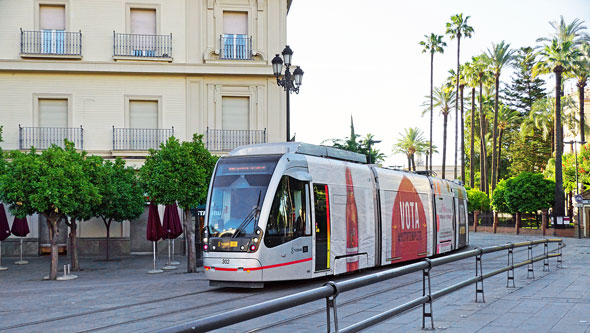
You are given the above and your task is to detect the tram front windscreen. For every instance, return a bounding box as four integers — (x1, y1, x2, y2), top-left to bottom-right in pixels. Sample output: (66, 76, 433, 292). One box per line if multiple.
(207, 155, 280, 239)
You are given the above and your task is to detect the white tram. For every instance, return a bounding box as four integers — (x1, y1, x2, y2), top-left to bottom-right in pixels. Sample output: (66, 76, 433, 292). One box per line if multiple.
(202, 143, 468, 287)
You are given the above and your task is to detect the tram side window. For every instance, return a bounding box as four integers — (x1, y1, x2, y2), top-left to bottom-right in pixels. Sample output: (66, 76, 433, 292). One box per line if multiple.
(264, 176, 307, 248)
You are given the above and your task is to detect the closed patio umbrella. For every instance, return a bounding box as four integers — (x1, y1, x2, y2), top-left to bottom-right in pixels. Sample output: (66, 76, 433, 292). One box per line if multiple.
(146, 202, 164, 274)
(0, 205, 10, 271)
(162, 203, 183, 270)
(11, 217, 30, 265)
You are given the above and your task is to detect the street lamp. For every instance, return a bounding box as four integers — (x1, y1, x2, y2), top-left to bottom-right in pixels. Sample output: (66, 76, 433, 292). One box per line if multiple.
(272, 45, 304, 142)
(366, 139, 382, 164)
(565, 140, 586, 238)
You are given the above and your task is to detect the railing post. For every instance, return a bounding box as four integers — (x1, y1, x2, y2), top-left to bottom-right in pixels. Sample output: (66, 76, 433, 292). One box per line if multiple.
(493, 211, 498, 233)
(18, 124, 23, 150)
(79, 30, 82, 56)
(473, 210, 479, 232)
(506, 243, 515, 288)
(422, 258, 434, 330)
(80, 125, 84, 150)
(542, 209, 548, 236)
(527, 244, 534, 279)
(324, 281, 339, 333)
(557, 241, 563, 268)
(543, 240, 550, 272)
(475, 248, 485, 303)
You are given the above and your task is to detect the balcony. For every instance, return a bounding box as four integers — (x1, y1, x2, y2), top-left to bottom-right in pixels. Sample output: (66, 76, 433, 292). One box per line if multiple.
(220, 34, 252, 60)
(112, 127, 174, 151)
(19, 125, 84, 150)
(113, 32, 172, 60)
(206, 128, 266, 151)
(20, 29, 82, 58)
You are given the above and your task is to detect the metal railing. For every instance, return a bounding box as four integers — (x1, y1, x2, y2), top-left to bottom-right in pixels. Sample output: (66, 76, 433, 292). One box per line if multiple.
(161, 238, 564, 333)
(20, 29, 82, 56)
(113, 32, 172, 58)
(206, 128, 266, 151)
(19, 125, 84, 150)
(112, 127, 174, 151)
(220, 34, 252, 60)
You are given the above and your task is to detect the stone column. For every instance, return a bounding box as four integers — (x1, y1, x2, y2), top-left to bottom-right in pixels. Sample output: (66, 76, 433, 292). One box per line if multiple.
(541, 209, 548, 236)
(515, 212, 521, 235)
(473, 211, 479, 232)
(493, 211, 498, 234)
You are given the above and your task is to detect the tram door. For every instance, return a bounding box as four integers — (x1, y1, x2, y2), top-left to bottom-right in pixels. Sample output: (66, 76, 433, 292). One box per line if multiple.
(313, 184, 330, 271)
(456, 199, 467, 248)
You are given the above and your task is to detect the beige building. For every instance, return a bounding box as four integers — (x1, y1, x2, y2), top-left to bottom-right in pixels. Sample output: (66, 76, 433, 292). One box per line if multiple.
(0, 0, 292, 257)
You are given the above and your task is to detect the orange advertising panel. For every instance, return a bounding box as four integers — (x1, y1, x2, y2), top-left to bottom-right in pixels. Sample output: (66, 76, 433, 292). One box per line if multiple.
(391, 176, 427, 261)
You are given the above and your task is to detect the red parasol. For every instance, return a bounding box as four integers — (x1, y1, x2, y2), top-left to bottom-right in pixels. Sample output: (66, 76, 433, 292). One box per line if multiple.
(146, 202, 164, 242)
(162, 203, 183, 239)
(0, 205, 10, 241)
(11, 217, 30, 237)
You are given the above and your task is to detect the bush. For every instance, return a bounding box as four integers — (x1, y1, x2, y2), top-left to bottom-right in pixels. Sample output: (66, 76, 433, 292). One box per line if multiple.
(491, 178, 510, 213)
(467, 189, 490, 213)
(504, 172, 554, 213)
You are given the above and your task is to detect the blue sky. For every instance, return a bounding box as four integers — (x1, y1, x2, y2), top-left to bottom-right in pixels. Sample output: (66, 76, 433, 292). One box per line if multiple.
(286, 0, 590, 169)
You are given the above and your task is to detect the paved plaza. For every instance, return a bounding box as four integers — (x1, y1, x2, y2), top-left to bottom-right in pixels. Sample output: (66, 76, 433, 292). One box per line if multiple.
(0, 233, 589, 332)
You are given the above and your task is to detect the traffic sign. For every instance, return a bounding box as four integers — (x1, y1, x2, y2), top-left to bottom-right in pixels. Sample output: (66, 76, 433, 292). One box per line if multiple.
(575, 194, 583, 203)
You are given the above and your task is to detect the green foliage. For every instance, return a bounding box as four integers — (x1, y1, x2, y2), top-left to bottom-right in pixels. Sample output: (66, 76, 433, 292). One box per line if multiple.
(503, 47, 547, 115)
(323, 116, 385, 164)
(491, 178, 510, 212)
(140, 134, 216, 209)
(467, 188, 490, 213)
(95, 158, 144, 223)
(503, 172, 554, 213)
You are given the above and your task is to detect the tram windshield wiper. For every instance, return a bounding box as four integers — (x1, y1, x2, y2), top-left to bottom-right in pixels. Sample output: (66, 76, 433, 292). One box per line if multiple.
(232, 191, 261, 238)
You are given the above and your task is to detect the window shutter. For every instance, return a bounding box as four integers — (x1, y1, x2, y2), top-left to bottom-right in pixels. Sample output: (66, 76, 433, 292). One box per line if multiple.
(39, 5, 65, 30)
(130, 8, 156, 35)
(222, 97, 249, 130)
(129, 100, 158, 129)
(39, 99, 67, 127)
(223, 12, 247, 35)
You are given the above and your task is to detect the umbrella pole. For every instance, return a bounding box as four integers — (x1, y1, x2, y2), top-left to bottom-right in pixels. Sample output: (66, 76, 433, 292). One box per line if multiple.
(15, 237, 29, 265)
(171, 239, 180, 265)
(163, 237, 176, 270)
(0, 242, 7, 271)
(147, 241, 163, 274)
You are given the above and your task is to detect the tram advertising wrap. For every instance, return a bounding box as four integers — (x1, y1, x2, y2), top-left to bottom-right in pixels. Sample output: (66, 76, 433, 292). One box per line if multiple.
(203, 143, 468, 287)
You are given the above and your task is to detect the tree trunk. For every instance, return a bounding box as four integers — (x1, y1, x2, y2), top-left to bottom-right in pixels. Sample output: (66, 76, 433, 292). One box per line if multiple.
(184, 208, 196, 273)
(454, 35, 461, 180)
(479, 78, 488, 194)
(411, 155, 416, 171)
(460, 85, 465, 185)
(47, 214, 60, 280)
(69, 217, 79, 271)
(442, 113, 449, 179)
(497, 129, 504, 184)
(491, 72, 500, 193)
(470, 87, 475, 188)
(103, 218, 112, 261)
(429, 52, 434, 172)
(554, 66, 565, 219)
(580, 81, 586, 143)
(407, 157, 411, 171)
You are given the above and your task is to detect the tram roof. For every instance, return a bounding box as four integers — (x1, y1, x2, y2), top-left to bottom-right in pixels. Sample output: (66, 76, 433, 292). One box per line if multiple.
(228, 142, 367, 164)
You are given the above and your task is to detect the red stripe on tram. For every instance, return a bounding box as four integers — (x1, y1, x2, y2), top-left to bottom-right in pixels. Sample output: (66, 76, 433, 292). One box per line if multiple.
(210, 257, 312, 272)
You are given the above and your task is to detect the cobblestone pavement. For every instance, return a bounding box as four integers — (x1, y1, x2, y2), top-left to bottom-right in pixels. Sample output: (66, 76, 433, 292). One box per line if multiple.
(0, 233, 588, 332)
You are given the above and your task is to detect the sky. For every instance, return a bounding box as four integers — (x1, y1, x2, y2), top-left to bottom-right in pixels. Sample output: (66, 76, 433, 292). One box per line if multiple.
(285, 0, 590, 169)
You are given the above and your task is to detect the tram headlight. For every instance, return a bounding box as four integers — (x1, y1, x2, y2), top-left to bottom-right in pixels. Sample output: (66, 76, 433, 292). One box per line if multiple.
(247, 227, 263, 253)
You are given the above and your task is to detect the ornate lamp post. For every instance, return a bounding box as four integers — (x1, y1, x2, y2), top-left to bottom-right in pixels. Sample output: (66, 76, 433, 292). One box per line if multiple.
(272, 45, 304, 142)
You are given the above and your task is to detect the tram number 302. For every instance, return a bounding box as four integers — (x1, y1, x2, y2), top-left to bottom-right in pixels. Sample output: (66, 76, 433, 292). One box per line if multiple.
(221, 259, 230, 265)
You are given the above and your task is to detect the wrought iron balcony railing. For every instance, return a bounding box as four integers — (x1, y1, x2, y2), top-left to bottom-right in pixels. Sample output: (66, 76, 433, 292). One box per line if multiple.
(113, 32, 172, 58)
(220, 34, 252, 60)
(206, 128, 266, 151)
(112, 127, 174, 151)
(19, 125, 84, 150)
(20, 29, 82, 56)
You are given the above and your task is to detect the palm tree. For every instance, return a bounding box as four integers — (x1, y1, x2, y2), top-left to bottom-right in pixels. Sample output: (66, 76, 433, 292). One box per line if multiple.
(486, 41, 515, 190)
(446, 13, 474, 180)
(393, 127, 428, 171)
(495, 104, 520, 181)
(420, 33, 446, 172)
(533, 38, 582, 219)
(537, 16, 588, 47)
(473, 54, 492, 193)
(571, 42, 590, 142)
(446, 66, 468, 183)
(463, 60, 478, 188)
(432, 86, 456, 178)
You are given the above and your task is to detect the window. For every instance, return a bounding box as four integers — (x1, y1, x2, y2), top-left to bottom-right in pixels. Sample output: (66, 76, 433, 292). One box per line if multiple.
(39, 5, 65, 54)
(129, 100, 158, 129)
(313, 184, 330, 271)
(222, 11, 249, 59)
(39, 99, 67, 127)
(222, 97, 249, 130)
(130, 8, 156, 35)
(264, 176, 308, 248)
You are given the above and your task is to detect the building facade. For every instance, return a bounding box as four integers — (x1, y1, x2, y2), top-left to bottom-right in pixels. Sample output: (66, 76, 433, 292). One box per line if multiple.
(0, 0, 292, 257)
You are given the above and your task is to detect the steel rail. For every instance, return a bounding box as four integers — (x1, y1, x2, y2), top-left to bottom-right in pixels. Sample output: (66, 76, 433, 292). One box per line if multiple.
(160, 239, 563, 333)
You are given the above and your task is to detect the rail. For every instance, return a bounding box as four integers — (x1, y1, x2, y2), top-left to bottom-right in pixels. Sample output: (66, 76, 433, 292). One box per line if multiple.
(220, 34, 252, 60)
(20, 29, 82, 56)
(19, 125, 84, 150)
(206, 128, 266, 151)
(112, 127, 174, 151)
(113, 32, 172, 58)
(160, 238, 564, 333)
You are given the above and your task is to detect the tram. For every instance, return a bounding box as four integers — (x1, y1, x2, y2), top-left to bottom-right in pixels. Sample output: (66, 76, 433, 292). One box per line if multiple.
(202, 142, 468, 287)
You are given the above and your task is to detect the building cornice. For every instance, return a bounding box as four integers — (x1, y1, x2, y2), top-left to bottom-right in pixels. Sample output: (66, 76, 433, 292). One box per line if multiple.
(0, 59, 275, 76)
